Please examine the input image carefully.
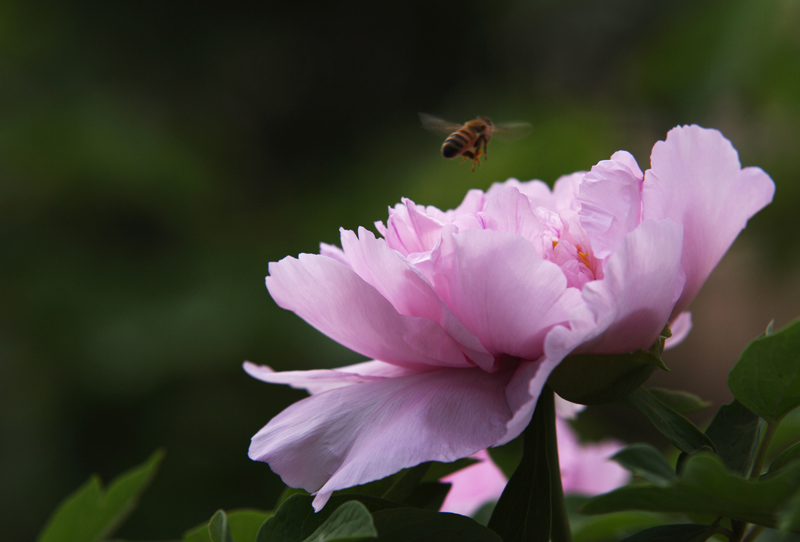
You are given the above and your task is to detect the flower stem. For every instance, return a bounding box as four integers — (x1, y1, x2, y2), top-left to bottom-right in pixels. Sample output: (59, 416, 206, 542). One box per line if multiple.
(749, 420, 777, 480)
(488, 385, 572, 542)
(544, 386, 572, 542)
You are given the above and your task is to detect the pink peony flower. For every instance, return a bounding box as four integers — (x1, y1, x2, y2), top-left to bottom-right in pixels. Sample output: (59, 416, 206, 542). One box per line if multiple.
(245, 125, 774, 510)
(440, 418, 629, 516)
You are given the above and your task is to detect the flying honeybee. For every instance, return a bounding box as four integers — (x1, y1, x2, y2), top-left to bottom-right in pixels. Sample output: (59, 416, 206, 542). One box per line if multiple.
(420, 113, 532, 172)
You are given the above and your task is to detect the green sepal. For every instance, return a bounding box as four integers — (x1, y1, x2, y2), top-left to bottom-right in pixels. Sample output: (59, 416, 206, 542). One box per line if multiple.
(581, 453, 800, 531)
(627, 387, 715, 454)
(37, 449, 164, 542)
(729, 317, 800, 424)
(548, 326, 672, 405)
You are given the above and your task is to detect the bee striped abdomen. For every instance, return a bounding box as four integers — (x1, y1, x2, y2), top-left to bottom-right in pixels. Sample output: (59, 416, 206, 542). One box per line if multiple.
(441, 128, 475, 159)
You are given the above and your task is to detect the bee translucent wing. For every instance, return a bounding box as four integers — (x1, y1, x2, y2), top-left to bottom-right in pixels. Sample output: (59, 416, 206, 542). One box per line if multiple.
(492, 122, 533, 142)
(419, 113, 463, 134)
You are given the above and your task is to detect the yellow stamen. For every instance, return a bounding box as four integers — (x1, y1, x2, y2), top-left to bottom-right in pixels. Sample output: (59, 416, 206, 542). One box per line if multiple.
(577, 245, 591, 268)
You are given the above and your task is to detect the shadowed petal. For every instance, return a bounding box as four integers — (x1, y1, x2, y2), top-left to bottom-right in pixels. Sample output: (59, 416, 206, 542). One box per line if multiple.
(242, 360, 415, 395)
(340, 227, 494, 367)
(248, 366, 517, 511)
(665, 311, 692, 350)
(547, 219, 684, 355)
(267, 254, 471, 368)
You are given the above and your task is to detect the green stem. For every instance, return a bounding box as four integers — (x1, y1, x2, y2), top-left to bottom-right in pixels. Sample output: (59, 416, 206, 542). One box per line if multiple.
(727, 420, 779, 542)
(749, 420, 778, 480)
(543, 387, 571, 542)
(487, 385, 572, 542)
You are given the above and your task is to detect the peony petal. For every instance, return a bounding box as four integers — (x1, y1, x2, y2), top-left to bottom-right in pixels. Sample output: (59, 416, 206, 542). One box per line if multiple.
(440, 450, 507, 516)
(266, 254, 471, 368)
(548, 219, 685, 355)
(430, 228, 580, 363)
(376, 198, 448, 256)
(557, 418, 628, 495)
(665, 311, 692, 350)
(642, 125, 775, 316)
(242, 360, 415, 395)
(577, 151, 644, 259)
(339, 227, 494, 367)
(482, 185, 550, 252)
(248, 366, 517, 511)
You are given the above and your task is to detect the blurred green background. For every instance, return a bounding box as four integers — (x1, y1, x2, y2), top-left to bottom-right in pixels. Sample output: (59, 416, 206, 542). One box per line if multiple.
(2, 0, 800, 539)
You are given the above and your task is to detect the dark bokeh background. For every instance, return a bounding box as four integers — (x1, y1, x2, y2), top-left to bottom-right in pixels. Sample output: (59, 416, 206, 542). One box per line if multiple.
(2, 0, 800, 539)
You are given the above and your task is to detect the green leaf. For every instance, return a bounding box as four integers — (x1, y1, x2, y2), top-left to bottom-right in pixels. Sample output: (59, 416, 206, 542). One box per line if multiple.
(488, 386, 568, 542)
(184, 509, 274, 542)
(617, 524, 717, 542)
(370, 507, 502, 542)
(769, 442, 800, 476)
(779, 490, 800, 534)
(257, 494, 399, 542)
(627, 387, 714, 454)
(401, 482, 452, 512)
(487, 436, 522, 480)
(256, 494, 500, 542)
(704, 399, 763, 476)
(380, 462, 431, 503)
(647, 388, 711, 415)
(422, 458, 480, 483)
(581, 453, 800, 529)
(209, 510, 234, 542)
(567, 496, 663, 542)
(302, 501, 377, 542)
(729, 317, 800, 424)
(611, 444, 677, 485)
(37, 449, 164, 542)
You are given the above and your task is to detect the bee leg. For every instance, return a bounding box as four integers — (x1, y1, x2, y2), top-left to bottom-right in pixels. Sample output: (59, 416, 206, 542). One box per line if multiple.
(461, 150, 476, 167)
(470, 148, 483, 172)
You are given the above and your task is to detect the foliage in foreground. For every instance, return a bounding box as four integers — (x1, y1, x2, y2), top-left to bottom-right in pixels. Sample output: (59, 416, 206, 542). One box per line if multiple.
(38, 318, 800, 541)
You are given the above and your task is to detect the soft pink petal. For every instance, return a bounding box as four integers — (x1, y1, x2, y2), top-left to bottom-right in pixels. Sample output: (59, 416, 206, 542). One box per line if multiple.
(339, 227, 494, 368)
(430, 228, 581, 362)
(376, 198, 448, 256)
(482, 185, 553, 255)
(440, 450, 507, 516)
(555, 395, 586, 419)
(248, 366, 517, 511)
(557, 418, 629, 495)
(500, 356, 564, 444)
(577, 151, 644, 259)
(642, 125, 775, 316)
(665, 311, 693, 350)
(242, 360, 415, 395)
(319, 242, 349, 267)
(547, 219, 685, 355)
(266, 254, 471, 368)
